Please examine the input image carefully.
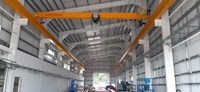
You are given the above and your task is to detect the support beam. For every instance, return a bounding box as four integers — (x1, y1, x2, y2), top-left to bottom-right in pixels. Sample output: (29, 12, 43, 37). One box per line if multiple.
(83, 57, 113, 63)
(5, 0, 25, 92)
(4, 0, 85, 69)
(0, 44, 13, 54)
(61, 22, 130, 40)
(39, 24, 48, 60)
(139, 35, 151, 78)
(69, 35, 128, 48)
(130, 51, 137, 91)
(157, 11, 176, 92)
(50, 0, 146, 12)
(38, 36, 47, 60)
(78, 49, 121, 59)
(125, 59, 129, 81)
(115, 0, 175, 70)
(82, 55, 115, 62)
(43, 0, 147, 24)
(85, 58, 112, 63)
(73, 43, 123, 56)
(80, 52, 118, 61)
(35, 12, 148, 20)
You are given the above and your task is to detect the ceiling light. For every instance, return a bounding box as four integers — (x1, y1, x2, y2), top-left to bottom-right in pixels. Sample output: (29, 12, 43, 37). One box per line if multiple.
(89, 41, 101, 45)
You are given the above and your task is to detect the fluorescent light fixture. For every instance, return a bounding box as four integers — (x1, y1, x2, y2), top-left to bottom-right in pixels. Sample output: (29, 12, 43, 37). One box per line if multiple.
(90, 46, 96, 48)
(95, 45, 101, 47)
(88, 36, 101, 41)
(88, 38, 94, 41)
(89, 41, 101, 45)
(95, 36, 101, 40)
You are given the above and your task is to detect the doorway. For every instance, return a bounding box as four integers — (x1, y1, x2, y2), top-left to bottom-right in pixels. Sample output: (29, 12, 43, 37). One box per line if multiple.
(93, 73, 109, 91)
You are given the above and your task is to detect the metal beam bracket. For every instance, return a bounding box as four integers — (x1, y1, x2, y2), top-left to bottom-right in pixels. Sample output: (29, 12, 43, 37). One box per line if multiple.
(154, 19, 167, 27)
(14, 18, 28, 25)
(138, 39, 147, 45)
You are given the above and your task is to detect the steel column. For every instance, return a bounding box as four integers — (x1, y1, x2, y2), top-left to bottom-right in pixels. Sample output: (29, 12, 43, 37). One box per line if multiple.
(125, 59, 129, 81)
(157, 11, 176, 92)
(39, 23, 48, 60)
(115, 0, 175, 70)
(5, 0, 25, 92)
(3, 0, 85, 69)
(140, 35, 151, 78)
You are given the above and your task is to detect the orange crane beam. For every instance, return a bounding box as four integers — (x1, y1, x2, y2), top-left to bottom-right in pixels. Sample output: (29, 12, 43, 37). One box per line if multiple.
(114, 0, 175, 71)
(34, 12, 148, 20)
(4, 0, 85, 69)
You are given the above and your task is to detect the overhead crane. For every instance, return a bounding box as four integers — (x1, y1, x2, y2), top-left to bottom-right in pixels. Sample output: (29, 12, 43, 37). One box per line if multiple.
(35, 12, 148, 23)
(4, 0, 174, 71)
(35, 12, 148, 19)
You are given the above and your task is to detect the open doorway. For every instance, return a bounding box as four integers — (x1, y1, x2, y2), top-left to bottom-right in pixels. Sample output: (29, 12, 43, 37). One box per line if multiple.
(93, 73, 109, 91)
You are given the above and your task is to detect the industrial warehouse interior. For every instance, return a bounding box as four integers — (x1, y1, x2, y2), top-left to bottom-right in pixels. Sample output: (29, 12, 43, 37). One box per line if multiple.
(0, 0, 200, 92)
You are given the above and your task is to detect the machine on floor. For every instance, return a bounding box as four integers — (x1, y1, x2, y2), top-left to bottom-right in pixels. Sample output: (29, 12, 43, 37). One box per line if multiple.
(137, 78, 154, 92)
(69, 79, 78, 92)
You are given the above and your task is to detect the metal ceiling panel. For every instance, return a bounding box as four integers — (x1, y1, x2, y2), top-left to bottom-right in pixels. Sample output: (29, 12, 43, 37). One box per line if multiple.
(75, 0, 88, 7)
(24, 0, 138, 65)
(70, 19, 83, 29)
(88, 0, 99, 5)
(45, 0, 57, 10)
(82, 20, 92, 27)
(62, 0, 76, 8)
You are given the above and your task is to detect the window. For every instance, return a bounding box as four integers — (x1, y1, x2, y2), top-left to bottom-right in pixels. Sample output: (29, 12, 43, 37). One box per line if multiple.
(48, 49, 55, 56)
(93, 73, 109, 91)
(13, 77, 22, 92)
(0, 68, 5, 92)
(63, 63, 70, 70)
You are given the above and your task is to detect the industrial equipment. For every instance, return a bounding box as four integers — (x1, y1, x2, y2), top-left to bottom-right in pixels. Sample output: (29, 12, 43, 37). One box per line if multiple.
(137, 78, 154, 92)
(116, 81, 132, 91)
(68, 80, 78, 92)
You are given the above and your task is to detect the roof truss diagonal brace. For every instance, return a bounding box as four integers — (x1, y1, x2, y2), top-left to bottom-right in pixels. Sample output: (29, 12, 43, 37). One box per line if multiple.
(80, 51, 118, 61)
(68, 35, 128, 50)
(84, 58, 112, 63)
(77, 48, 121, 59)
(115, 0, 175, 71)
(3, 0, 85, 69)
(79, 52, 119, 61)
(42, 0, 147, 24)
(60, 22, 131, 40)
(78, 49, 121, 58)
(83, 56, 115, 63)
(52, 0, 147, 12)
